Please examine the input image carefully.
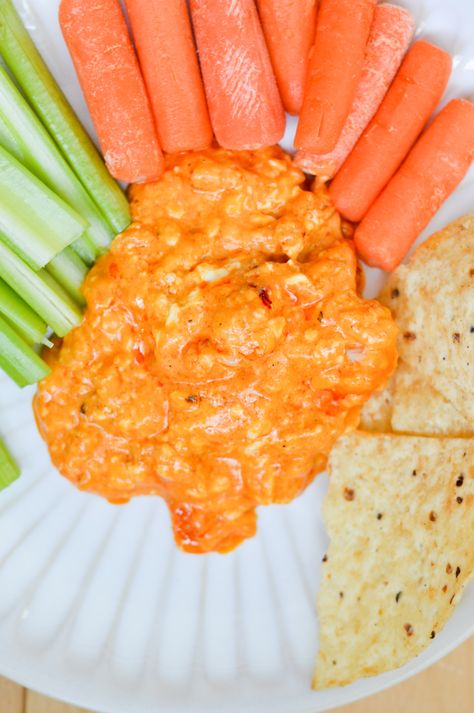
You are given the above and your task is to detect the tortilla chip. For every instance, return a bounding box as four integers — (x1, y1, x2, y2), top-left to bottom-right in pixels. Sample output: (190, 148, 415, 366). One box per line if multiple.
(314, 431, 474, 689)
(391, 363, 473, 436)
(380, 214, 474, 423)
(359, 374, 395, 432)
(358, 362, 470, 436)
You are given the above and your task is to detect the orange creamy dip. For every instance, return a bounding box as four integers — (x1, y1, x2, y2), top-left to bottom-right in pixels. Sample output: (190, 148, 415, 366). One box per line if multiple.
(35, 147, 397, 553)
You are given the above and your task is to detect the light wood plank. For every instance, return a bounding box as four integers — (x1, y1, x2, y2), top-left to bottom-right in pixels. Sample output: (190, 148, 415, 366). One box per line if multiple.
(0, 676, 24, 713)
(25, 690, 89, 713)
(332, 635, 474, 713)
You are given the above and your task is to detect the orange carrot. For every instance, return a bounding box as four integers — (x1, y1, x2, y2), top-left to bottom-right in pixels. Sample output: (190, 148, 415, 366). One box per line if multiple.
(256, 0, 317, 115)
(59, 0, 163, 183)
(295, 4, 415, 181)
(189, 0, 285, 150)
(329, 41, 452, 222)
(355, 99, 474, 272)
(125, 0, 213, 154)
(294, 0, 376, 154)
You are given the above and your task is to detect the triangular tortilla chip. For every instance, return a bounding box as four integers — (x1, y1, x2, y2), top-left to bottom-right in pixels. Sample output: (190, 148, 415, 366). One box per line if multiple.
(392, 363, 473, 436)
(380, 214, 474, 423)
(358, 361, 471, 436)
(359, 373, 395, 432)
(314, 431, 474, 689)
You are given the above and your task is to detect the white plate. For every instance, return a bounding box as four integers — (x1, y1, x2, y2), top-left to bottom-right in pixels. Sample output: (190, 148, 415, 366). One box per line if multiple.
(0, 1, 473, 711)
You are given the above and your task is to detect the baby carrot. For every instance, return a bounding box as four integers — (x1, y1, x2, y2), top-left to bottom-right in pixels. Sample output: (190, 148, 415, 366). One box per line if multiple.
(294, 0, 376, 154)
(355, 99, 474, 272)
(125, 0, 213, 154)
(295, 4, 414, 181)
(256, 0, 317, 115)
(59, 0, 164, 183)
(190, 0, 285, 150)
(329, 41, 452, 222)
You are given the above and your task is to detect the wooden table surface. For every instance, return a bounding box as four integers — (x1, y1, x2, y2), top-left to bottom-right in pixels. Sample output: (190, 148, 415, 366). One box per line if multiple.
(1, 635, 473, 713)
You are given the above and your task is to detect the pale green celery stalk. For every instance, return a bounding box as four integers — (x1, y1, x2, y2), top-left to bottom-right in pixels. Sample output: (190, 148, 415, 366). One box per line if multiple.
(0, 144, 88, 269)
(0, 0, 131, 235)
(0, 312, 50, 388)
(0, 99, 94, 265)
(0, 238, 82, 337)
(0, 81, 97, 265)
(47, 247, 87, 307)
(0, 108, 18, 154)
(0, 436, 20, 490)
(0, 64, 115, 260)
(0, 276, 47, 344)
(68, 233, 96, 267)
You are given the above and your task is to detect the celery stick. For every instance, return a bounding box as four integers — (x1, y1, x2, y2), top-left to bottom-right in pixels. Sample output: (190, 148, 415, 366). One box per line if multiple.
(0, 437, 20, 490)
(0, 0, 131, 235)
(0, 99, 93, 269)
(0, 277, 46, 344)
(0, 312, 50, 387)
(0, 114, 94, 266)
(0, 64, 114, 256)
(47, 247, 87, 307)
(0, 238, 82, 337)
(0, 144, 87, 269)
(0, 108, 18, 155)
(69, 234, 96, 267)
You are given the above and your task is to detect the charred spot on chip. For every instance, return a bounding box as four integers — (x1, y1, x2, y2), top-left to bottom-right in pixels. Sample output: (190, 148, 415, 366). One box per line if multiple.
(317, 311, 324, 322)
(456, 496, 464, 504)
(404, 623, 414, 636)
(430, 631, 436, 639)
(456, 474, 464, 487)
(395, 591, 402, 603)
(332, 660, 337, 666)
(452, 332, 461, 343)
(442, 585, 448, 593)
(391, 288, 400, 299)
(339, 591, 344, 599)
(185, 394, 199, 403)
(446, 563, 452, 574)
(343, 487, 355, 501)
(455, 566, 461, 578)
(412, 469, 417, 476)
(79, 403, 87, 415)
(470, 326, 474, 334)
(403, 331, 417, 342)
(258, 287, 272, 309)
(450, 594, 456, 605)
(322, 554, 328, 563)
(376, 512, 383, 520)
(429, 511, 437, 522)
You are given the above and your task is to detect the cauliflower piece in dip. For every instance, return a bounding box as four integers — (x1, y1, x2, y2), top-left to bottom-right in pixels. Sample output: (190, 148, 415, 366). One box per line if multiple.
(35, 147, 397, 553)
